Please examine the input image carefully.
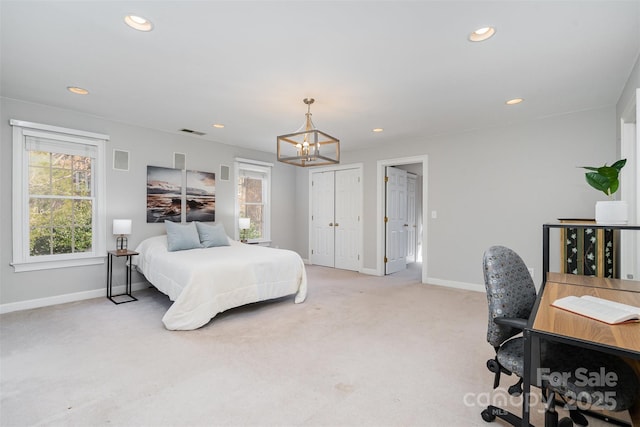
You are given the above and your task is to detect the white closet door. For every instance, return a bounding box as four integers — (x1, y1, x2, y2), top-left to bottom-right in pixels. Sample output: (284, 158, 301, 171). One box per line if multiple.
(385, 166, 408, 274)
(406, 173, 417, 263)
(334, 168, 361, 271)
(311, 171, 335, 267)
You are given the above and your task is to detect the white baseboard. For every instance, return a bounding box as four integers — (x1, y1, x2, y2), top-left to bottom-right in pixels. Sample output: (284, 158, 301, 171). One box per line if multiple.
(303, 260, 377, 276)
(354, 268, 482, 292)
(426, 277, 484, 293)
(360, 267, 381, 276)
(0, 281, 150, 314)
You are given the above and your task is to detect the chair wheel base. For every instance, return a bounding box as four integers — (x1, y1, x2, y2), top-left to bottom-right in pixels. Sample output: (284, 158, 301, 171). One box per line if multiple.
(559, 417, 574, 427)
(481, 405, 532, 426)
(481, 408, 496, 422)
(486, 359, 500, 373)
(508, 382, 523, 396)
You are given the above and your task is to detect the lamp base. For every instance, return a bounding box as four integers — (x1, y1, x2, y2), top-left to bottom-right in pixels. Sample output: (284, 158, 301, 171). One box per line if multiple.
(116, 235, 128, 251)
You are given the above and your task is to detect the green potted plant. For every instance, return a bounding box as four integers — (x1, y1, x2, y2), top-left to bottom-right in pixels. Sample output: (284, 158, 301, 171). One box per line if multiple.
(580, 159, 627, 224)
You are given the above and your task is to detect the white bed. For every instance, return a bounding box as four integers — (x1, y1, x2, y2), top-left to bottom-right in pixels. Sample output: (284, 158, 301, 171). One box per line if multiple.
(133, 235, 307, 330)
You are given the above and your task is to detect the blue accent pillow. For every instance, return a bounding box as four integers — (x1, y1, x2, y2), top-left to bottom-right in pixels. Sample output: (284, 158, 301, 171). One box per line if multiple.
(165, 221, 202, 252)
(195, 222, 230, 248)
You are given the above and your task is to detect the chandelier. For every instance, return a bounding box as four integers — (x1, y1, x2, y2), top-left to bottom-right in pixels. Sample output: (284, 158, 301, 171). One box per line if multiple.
(277, 98, 340, 167)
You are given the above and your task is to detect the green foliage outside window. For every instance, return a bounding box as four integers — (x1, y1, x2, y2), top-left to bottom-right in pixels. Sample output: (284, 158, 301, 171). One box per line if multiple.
(238, 176, 264, 240)
(28, 151, 93, 256)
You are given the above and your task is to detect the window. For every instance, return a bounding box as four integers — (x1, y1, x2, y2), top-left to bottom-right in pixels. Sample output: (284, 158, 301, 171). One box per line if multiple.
(235, 158, 272, 243)
(11, 120, 108, 272)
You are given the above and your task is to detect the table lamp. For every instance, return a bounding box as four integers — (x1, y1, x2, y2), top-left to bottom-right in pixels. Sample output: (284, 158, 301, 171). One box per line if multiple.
(113, 219, 132, 252)
(239, 218, 250, 243)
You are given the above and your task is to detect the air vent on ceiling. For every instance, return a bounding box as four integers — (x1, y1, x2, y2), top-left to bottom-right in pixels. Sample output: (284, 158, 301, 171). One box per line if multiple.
(180, 128, 206, 136)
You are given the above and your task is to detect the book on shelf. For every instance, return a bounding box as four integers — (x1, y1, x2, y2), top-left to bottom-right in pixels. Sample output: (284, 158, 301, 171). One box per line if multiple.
(551, 295, 640, 325)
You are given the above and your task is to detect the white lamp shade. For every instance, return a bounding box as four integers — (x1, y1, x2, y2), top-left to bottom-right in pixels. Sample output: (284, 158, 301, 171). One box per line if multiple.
(113, 219, 132, 235)
(238, 218, 250, 230)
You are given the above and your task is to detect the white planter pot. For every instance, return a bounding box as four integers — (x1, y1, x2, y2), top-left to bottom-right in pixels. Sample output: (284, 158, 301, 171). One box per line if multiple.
(595, 200, 628, 225)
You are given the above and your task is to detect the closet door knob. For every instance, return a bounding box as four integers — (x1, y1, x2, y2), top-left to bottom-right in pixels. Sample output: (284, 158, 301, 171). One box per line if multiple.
(335, 223, 339, 227)
(329, 223, 333, 226)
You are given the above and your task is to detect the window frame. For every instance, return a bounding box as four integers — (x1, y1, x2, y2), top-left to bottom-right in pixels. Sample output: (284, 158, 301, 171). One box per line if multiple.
(234, 158, 272, 244)
(11, 119, 108, 272)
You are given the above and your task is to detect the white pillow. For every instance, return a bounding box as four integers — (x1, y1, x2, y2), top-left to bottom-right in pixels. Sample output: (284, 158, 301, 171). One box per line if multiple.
(164, 221, 202, 252)
(195, 222, 230, 248)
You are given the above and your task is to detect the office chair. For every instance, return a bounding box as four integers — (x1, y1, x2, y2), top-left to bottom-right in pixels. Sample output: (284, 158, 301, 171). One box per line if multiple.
(481, 245, 639, 427)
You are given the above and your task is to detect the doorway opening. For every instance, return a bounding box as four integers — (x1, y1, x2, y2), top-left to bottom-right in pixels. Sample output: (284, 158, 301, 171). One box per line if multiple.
(376, 155, 428, 283)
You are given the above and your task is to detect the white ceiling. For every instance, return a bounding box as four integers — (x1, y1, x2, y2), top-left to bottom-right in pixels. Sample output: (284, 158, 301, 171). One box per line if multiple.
(2, 1, 639, 154)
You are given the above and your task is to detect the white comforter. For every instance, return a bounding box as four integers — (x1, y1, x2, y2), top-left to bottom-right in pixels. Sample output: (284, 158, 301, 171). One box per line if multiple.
(133, 236, 307, 330)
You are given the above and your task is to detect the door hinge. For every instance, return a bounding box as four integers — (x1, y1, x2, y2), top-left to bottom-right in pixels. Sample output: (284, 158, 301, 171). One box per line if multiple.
(384, 256, 388, 263)
(358, 254, 360, 260)
(311, 249, 314, 254)
(384, 216, 388, 223)
(384, 176, 389, 183)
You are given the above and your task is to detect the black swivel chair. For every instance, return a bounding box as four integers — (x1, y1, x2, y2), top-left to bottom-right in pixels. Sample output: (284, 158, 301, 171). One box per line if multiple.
(481, 245, 639, 427)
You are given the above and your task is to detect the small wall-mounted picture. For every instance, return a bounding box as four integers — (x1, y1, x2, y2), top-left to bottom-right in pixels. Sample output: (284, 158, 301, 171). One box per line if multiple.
(147, 166, 182, 223)
(186, 170, 215, 222)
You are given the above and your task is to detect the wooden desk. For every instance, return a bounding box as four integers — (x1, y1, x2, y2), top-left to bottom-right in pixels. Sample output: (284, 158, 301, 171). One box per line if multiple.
(547, 273, 640, 293)
(523, 273, 640, 427)
(533, 273, 640, 355)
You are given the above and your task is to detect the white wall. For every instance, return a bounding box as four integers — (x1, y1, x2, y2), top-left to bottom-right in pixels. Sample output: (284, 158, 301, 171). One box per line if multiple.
(0, 98, 298, 306)
(617, 53, 639, 133)
(3, 51, 637, 306)
(294, 106, 617, 289)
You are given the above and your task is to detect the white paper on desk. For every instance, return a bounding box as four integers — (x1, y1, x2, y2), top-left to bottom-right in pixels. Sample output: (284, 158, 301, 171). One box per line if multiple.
(552, 295, 640, 325)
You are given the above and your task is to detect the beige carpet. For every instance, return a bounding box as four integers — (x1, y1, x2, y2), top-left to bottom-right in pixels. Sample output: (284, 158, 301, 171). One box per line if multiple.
(0, 265, 632, 426)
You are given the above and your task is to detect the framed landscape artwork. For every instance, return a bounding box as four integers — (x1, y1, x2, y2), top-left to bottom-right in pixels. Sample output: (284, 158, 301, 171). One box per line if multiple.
(147, 166, 182, 223)
(186, 170, 215, 222)
(147, 166, 215, 223)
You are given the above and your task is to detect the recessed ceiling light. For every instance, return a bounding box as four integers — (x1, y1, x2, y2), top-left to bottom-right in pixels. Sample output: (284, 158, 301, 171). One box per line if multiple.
(506, 98, 524, 105)
(67, 86, 89, 95)
(372, 128, 384, 133)
(469, 26, 496, 42)
(124, 15, 153, 32)
(212, 123, 225, 129)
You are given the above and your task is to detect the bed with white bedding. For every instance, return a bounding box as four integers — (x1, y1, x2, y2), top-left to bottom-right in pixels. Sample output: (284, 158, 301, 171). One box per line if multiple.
(133, 235, 307, 330)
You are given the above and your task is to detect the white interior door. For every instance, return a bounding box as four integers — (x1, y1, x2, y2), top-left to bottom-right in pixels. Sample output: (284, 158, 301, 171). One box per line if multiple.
(311, 171, 335, 267)
(406, 173, 417, 263)
(385, 166, 408, 274)
(334, 169, 361, 271)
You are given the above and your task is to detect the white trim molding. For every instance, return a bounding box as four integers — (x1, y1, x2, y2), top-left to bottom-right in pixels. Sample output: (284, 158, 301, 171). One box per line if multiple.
(11, 119, 108, 272)
(0, 280, 150, 314)
(234, 157, 274, 168)
(426, 277, 484, 293)
(9, 119, 110, 141)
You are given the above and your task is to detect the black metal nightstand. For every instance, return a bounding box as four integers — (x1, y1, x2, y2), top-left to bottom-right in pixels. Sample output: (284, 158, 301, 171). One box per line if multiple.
(106, 250, 139, 304)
